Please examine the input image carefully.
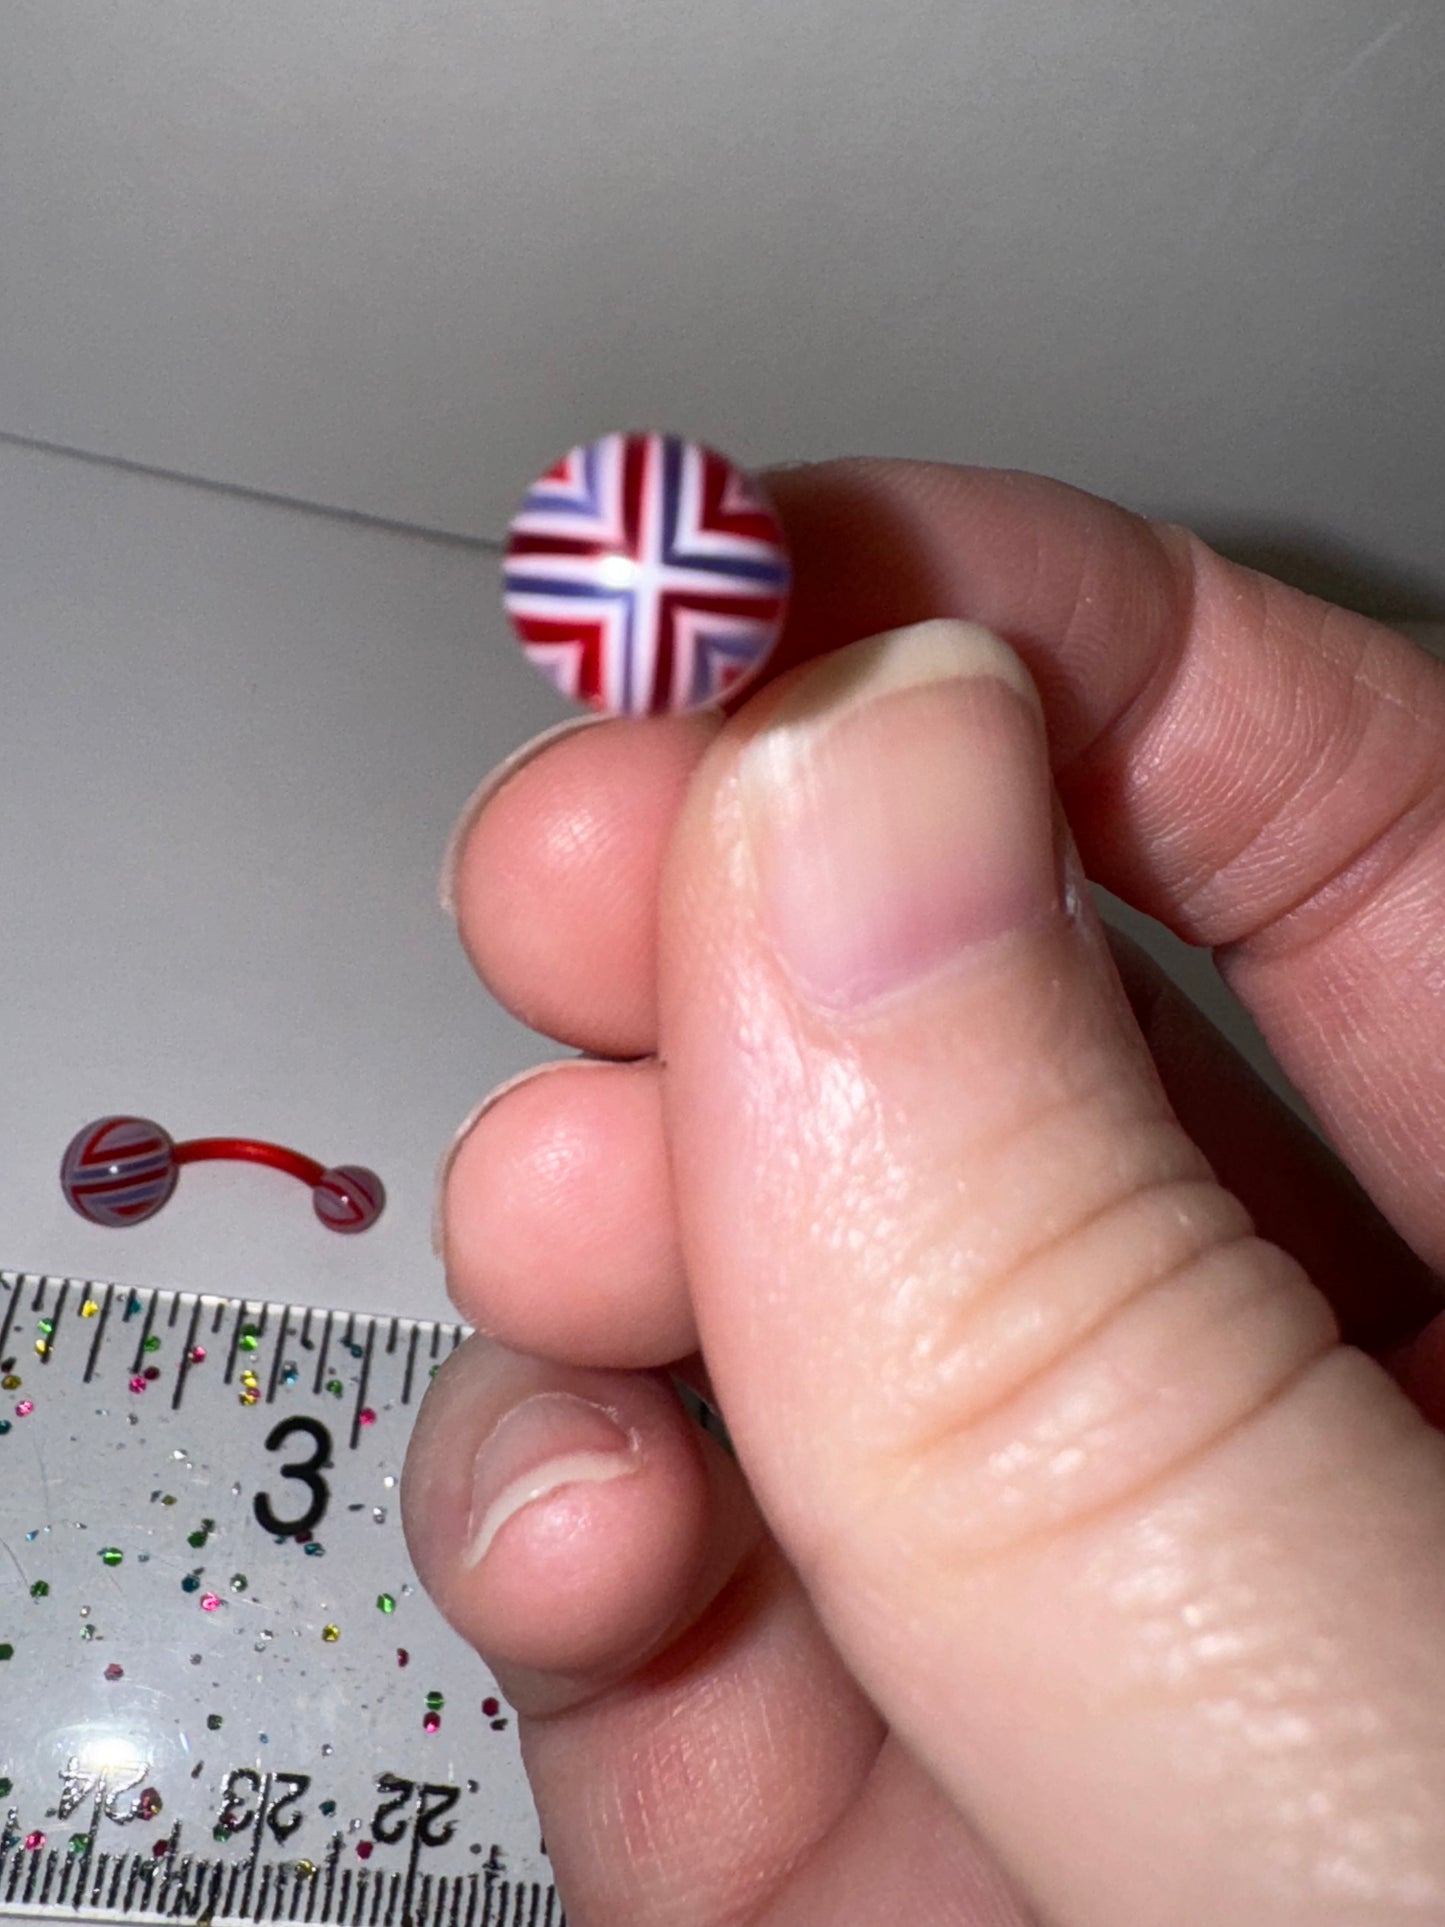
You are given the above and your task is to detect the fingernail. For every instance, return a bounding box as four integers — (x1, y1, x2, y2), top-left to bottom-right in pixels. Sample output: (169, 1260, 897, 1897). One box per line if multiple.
(439, 717, 602, 916)
(432, 1058, 599, 1257)
(462, 1392, 640, 1569)
(740, 619, 1058, 1012)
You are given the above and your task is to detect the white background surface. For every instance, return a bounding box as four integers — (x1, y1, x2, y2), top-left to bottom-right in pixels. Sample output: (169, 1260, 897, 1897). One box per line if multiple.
(0, 440, 567, 1320)
(0, 4, 1441, 1320)
(3, 1, 1443, 612)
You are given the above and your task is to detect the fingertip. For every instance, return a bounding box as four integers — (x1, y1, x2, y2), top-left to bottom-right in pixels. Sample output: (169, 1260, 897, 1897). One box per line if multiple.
(402, 1345, 717, 1698)
(450, 714, 718, 1055)
(443, 1059, 696, 1367)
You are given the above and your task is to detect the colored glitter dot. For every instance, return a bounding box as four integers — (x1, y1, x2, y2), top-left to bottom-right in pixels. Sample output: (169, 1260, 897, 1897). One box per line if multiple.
(100, 1547, 122, 1566)
(319, 1800, 336, 1817)
(34, 1341, 48, 1359)
(326, 1379, 343, 1398)
(239, 1389, 259, 1406)
(294, 1860, 316, 1879)
(321, 1624, 340, 1643)
(482, 1697, 500, 1717)
(376, 1593, 395, 1614)
(23, 1831, 45, 1852)
(303, 1542, 324, 1558)
(104, 1663, 123, 1682)
(239, 1327, 259, 1351)
(229, 1574, 247, 1593)
(425, 1690, 444, 1711)
(15, 1400, 33, 1418)
(128, 1375, 147, 1395)
(152, 1840, 169, 1858)
(138, 1789, 162, 1821)
(188, 1346, 206, 1364)
(181, 1575, 200, 1593)
(200, 1593, 221, 1612)
(0, 1644, 12, 1661)
(212, 1826, 231, 1844)
(347, 1343, 364, 1359)
(358, 1408, 377, 1426)
(38, 1319, 54, 1337)
(281, 1362, 298, 1386)
(0, 1421, 10, 1435)
(422, 1712, 440, 1734)
(80, 1301, 100, 1318)
(1, 1374, 19, 1391)
(29, 1581, 48, 1599)
(142, 1334, 161, 1352)
(124, 1294, 142, 1320)
(0, 1777, 10, 1796)
(240, 1369, 259, 1390)
(68, 1834, 89, 1856)
(207, 1713, 223, 1730)
(354, 1841, 372, 1861)
(187, 1530, 208, 1548)
(143, 1366, 160, 1381)
(396, 1648, 409, 1667)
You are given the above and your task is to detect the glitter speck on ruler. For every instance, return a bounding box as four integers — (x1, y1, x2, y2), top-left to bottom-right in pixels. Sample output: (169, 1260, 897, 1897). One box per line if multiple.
(321, 1624, 340, 1643)
(199, 1593, 221, 1612)
(376, 1593, 395, 1613)
(15, 1399, 33, 1417)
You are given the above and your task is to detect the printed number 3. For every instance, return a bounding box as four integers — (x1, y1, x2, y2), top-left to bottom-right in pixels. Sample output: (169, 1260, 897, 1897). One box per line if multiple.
(253, 1416, 333, 1539)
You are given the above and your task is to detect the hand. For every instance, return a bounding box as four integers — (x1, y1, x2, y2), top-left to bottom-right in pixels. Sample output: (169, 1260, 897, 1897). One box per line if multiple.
(403, 461, 1445, 1926)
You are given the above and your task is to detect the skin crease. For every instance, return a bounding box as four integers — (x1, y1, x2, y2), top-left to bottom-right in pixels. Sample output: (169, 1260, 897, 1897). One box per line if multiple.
(404, 462, 1445, 1927)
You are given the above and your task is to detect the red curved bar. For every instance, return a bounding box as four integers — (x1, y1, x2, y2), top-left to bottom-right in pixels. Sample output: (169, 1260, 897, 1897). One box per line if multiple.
(173, 1137, 326, 1188)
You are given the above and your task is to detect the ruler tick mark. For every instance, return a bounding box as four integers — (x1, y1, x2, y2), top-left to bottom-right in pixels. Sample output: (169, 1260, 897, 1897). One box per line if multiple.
(82, 1283, 116, 1384)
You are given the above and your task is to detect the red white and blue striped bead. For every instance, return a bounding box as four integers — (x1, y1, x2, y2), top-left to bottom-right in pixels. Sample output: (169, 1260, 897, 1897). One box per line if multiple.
(503, 432, 792, 717)
(61, 1115, 179, 1226)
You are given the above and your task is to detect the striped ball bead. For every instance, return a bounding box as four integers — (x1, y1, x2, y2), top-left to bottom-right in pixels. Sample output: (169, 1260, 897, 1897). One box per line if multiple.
(313, 1165, 385, 1234)
(503, 432, 792, 717)
(61, 1116, 178, 1227)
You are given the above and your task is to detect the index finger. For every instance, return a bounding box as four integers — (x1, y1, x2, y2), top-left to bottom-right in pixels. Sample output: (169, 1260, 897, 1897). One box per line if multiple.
(764, 459, 1445, 1274)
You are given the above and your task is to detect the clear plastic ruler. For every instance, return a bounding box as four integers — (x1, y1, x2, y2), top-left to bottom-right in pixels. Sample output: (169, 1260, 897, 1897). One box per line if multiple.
(0, 1271, 561, 1926)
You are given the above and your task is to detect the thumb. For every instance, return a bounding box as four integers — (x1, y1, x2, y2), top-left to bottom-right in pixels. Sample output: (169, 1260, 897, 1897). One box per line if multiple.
(659, 620, 1445, 1924)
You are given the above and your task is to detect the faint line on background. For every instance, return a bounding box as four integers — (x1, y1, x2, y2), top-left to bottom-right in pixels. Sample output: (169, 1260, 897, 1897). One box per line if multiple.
(0, 427, 506, 554)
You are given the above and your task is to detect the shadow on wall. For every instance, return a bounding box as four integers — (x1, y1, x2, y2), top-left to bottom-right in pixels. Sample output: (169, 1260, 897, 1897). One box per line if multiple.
(1202, 523, 1445, 625)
